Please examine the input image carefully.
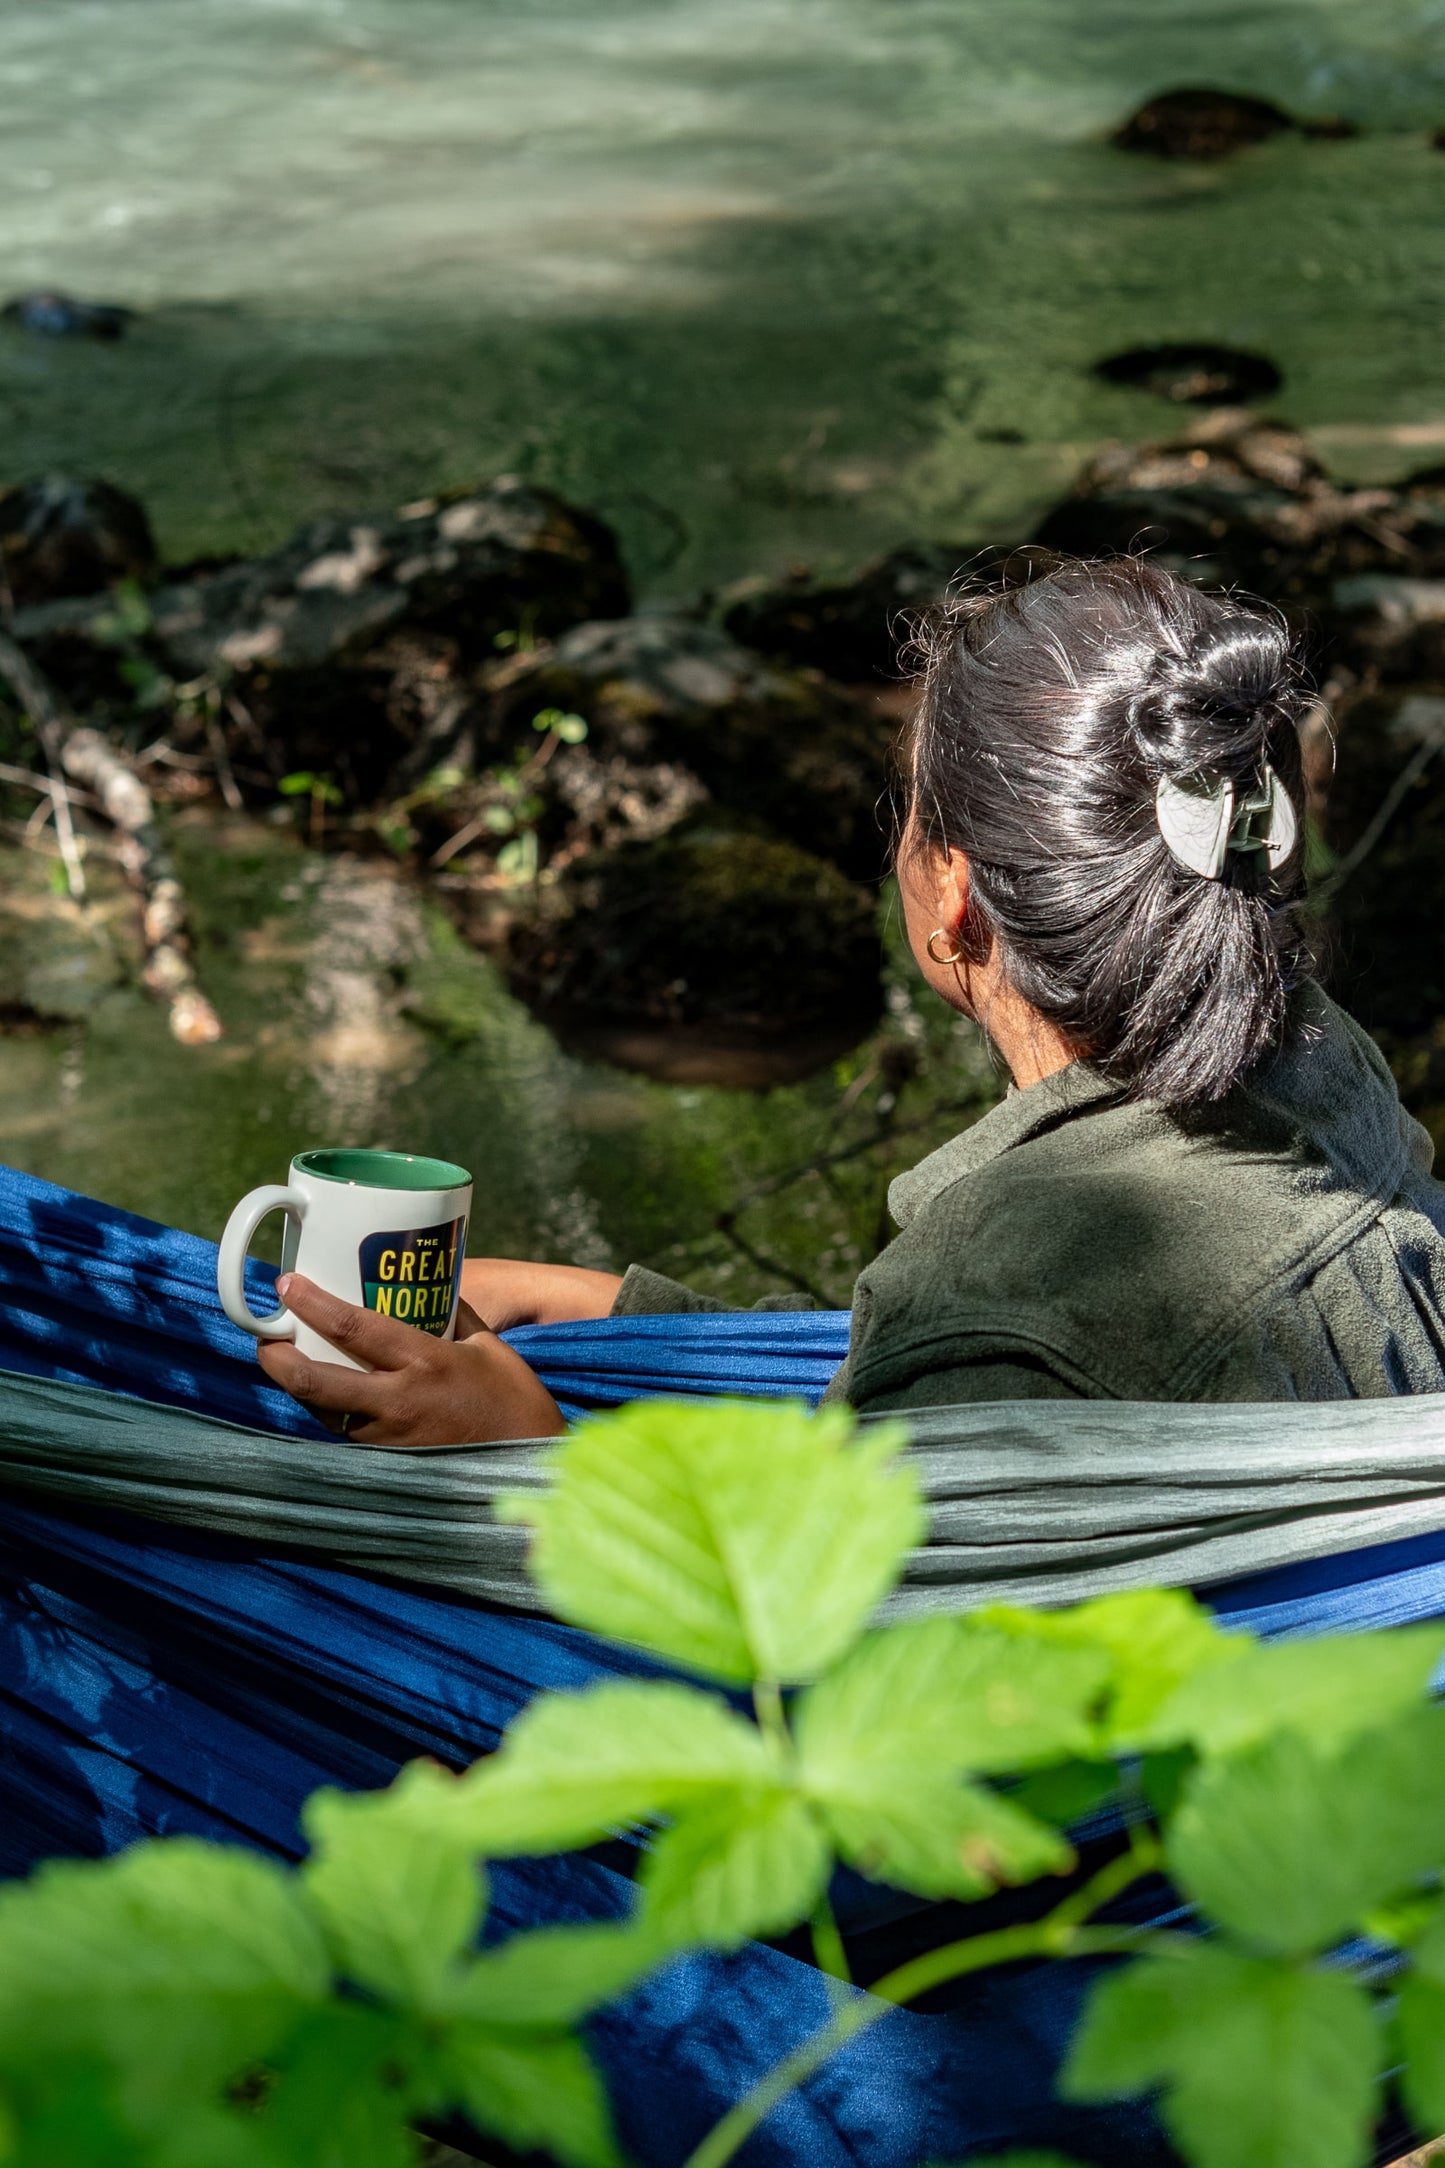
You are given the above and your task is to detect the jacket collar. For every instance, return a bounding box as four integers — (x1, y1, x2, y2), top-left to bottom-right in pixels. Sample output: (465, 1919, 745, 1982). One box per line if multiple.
(886, 986, 1423, 1235)
(887, 1060, 1121, 1229)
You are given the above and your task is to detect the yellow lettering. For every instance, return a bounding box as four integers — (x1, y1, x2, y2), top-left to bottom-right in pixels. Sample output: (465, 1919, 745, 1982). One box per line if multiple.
(373, 1286, 392, 1315)
(395, 1286, 413, 1319)
(418, 1249, 435, 1282)
(399, 1250, 415, 1283)
(378, 1249, 396, 1283)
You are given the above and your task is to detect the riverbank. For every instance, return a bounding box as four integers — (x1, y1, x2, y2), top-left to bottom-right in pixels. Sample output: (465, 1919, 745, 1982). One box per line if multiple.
(5, 404, 1445, 1292)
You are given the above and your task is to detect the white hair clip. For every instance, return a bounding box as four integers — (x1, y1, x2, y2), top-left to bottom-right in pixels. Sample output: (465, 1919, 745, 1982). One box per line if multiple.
(1155, 766, 1298, 881)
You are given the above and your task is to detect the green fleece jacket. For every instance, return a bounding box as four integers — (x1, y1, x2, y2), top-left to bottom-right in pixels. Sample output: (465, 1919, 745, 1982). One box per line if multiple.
(611, 987, 1445, 1411)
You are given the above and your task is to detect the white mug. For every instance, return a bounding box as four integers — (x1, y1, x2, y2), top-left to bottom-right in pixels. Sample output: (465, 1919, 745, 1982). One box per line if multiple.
(217, 1148, 473, 1370)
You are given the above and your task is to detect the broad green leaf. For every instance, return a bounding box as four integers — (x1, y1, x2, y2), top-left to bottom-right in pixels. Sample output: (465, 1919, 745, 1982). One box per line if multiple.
(263, 2003, 435, 2168)
(795, 1617, 1109, 1780)
(638, 1789, 831, 1950)
(1064, 1944, 1380, 2168)
(442, 2028, 620, 2168)
(1167, 1706, 1445, 1956)
(0, 1841, 328, 2097)
(1396, 1973, 1445, 2135)
(301, 1788, 485, 2004)
(946, 2157, 1085, 2167)
(982, 1590, 1247, 1745)
(1132, 1624, 1445, 1758)
(1404, 1892, 1445, 1982)
(1010, 1760, 1121, 1832)
(397, 1682, 779, 1856)
(497, 1398, 920, 1683)
(0, 2070, 275, 2168)
(818, 1770, 1070, 1901)
(448, 1923, 661, 2029)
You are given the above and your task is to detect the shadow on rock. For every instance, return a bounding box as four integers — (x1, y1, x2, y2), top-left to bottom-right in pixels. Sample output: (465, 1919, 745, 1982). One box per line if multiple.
(500, 825, 883, 1087)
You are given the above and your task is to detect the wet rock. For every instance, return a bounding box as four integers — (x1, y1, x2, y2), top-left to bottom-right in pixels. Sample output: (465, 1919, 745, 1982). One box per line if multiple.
(1110, 89, 1296, 160)
(12, 479, 630, 801)
(0, 475, 157, 607)
(1330, 576, 1445, 682)
(721, 544, 968, 682)
(504, 826, 883, 1064)
(478, 615, 896, 880)
(0, 863, 132, 1025)
(2, 290, 133, 340)
(1034, 414, 1418, 602)
(1094, 344, 1282, 407)
(1315, 691, 1445, 1057)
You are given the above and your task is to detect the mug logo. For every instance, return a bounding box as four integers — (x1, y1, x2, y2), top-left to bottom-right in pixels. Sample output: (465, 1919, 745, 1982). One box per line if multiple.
(358, 1217, 466, 1337)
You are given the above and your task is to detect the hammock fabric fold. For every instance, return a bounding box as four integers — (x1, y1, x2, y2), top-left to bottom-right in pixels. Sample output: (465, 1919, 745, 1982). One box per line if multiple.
(3, 1161, 1445, 2166)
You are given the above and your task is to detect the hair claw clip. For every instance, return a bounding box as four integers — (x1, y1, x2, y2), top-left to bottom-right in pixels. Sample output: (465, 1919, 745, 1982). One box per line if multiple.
(1156, 766, 1297, 880)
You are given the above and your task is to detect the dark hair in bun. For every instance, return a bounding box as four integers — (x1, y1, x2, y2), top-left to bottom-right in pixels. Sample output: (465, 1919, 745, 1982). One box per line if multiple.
(900, 554, 1310, 1108)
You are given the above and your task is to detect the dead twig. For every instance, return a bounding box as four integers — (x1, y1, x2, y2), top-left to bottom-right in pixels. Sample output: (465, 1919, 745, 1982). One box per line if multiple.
(0, 628, 222, 1046)
(0, 630, 88, 900)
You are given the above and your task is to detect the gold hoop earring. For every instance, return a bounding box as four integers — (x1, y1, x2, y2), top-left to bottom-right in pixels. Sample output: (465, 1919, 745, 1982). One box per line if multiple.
(926, 927, 965, 966)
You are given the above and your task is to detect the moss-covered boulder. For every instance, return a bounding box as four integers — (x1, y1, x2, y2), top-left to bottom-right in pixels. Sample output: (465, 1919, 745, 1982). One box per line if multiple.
(504, 826, 883, 1062)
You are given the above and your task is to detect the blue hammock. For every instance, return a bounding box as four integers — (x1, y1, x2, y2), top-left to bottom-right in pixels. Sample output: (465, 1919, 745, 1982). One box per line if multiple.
(2, 1162, 1443, 2167)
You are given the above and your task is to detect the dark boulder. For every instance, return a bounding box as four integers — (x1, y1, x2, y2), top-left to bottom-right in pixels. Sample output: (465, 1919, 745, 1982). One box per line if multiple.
(1094, 344, 1282, 407)
(478, 615, 896, 881)
(1110, 89, 1295, 159)
(2, 290, 133, 340)
(1034, 416, 1418, 603)
(0, 475, 157, 607)
(504, 825, 883, 1075)
(721, 544, 968, 682)
(10, 479, 630, 802)
(1316, 691, 1445, 1063)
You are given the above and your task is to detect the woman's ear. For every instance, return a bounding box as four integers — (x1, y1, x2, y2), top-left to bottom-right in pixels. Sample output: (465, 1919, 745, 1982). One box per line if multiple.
(937, 848, 971, 934)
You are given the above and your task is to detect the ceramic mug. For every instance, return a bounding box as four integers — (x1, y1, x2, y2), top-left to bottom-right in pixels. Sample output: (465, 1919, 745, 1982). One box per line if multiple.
(217, 1148, 473, 1370)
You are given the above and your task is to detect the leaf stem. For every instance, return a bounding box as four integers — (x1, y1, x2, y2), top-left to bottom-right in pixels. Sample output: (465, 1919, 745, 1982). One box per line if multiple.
(751, 1679, 791, 1757)
(809, 1896, 852, 1991)
(681, 1841, 1162, 2168)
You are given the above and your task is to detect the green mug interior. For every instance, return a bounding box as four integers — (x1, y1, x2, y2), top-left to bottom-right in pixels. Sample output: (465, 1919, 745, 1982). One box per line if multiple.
(293, 1148, 471, 1191)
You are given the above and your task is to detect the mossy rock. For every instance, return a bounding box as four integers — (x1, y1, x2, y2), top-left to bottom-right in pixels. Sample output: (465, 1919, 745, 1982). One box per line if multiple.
(506, 826, 883, 1049)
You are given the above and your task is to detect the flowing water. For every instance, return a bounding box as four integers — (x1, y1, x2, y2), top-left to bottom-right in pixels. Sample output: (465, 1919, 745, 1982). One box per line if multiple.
(2, 0, 1443, 1286)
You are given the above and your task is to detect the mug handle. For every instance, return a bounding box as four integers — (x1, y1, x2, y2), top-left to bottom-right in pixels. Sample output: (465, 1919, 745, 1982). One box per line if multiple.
(217, 1185, 304, 1338)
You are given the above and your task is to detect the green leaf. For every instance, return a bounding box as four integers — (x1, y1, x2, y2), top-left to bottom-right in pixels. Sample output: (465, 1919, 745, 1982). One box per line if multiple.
(947, 2156, 1085, 2168)
(497, 1398, 921, 1684)
(1009, 1760, 1121, 1832)
(1405, 1892, 1445, 1982)
(982, 1590, 1247, 1745)
(301, 1787, 486, 2004)
(638, 1789, 831, 1950)
(795, 1617, 1110, 1779)
(441, 2028, 620, 2168)
(448, 1923, 661, 2029)
(817, 1769, 1069, 1901)
(1167, 1705, 1445, 1956)
(791, 1617, 1082, 1899)
(263, 2004, 432, 2168)
(390, 1683, 777, 1856)
(1396, 1973, 1445, 2136)
(1132, 1624, 1445, 1758)
(0, 1841, 328, 2096)
(1064, 1944, 1380, 2168)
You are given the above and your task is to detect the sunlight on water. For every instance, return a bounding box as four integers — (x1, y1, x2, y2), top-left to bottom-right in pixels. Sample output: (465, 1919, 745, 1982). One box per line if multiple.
(2, 0, 1444, 584)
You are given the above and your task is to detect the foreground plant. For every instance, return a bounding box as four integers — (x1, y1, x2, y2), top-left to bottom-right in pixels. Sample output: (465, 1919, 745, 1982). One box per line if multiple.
(3, 1396, 1445, 2168)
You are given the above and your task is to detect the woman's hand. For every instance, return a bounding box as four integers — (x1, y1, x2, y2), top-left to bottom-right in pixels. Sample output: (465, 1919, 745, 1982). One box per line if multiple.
(460, 1258, 624, 1331)
(257, 1273, 565, 1446)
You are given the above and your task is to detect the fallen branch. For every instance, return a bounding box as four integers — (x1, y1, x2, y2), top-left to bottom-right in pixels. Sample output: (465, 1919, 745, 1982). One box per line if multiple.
(0, 632, 223, 1046)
